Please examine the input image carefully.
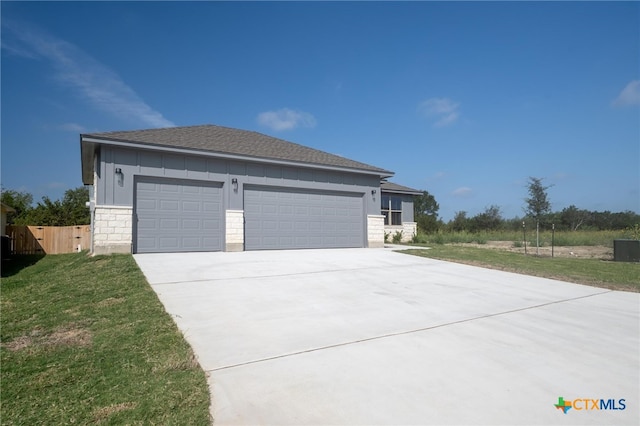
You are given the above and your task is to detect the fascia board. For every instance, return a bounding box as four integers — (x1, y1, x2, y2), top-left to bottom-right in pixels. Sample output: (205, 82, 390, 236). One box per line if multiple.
(81, 137, 394, 178)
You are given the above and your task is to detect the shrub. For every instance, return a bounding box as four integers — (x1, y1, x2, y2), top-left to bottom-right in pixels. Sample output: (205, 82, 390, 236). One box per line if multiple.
(392, 231, 403, 244)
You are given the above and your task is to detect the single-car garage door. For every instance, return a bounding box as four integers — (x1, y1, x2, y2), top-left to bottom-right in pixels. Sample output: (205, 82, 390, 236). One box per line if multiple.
(244, 186, 364, 250)
(135, 177, 223, 253)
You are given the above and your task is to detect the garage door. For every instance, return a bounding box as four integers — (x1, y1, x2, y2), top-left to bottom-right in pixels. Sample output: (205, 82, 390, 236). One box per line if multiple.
(244, 186, 364, 250)
(135, 177, 223, 253)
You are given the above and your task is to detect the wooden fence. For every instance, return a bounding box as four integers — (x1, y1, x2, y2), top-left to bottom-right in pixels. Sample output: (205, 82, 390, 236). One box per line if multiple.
(6, 225, 91, 255)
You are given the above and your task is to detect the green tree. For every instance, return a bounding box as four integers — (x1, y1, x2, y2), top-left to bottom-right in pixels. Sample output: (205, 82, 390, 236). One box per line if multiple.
(471, 205, 503, 231)
(560, 205, 591, 231)
(0, 188, 34, 223)
(449, 211, 469, 232)
(524, 177, 553, 254)
(524, 177, 552, 220)
(414, 190, 440, 233)
(16, 186, 90, 226)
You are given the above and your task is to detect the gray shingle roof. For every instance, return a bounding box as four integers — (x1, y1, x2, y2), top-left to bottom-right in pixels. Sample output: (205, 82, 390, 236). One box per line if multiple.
(380, 182, 422, 195)
(83, 124, 392, 175)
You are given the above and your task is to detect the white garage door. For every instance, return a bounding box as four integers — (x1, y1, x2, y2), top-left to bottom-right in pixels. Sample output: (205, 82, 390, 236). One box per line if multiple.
(135, 177, 223, 253)
(244, 186, 364, 250)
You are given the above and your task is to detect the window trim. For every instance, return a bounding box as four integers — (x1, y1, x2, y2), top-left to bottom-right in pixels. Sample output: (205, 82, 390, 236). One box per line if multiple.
(381, 194, 403, 226)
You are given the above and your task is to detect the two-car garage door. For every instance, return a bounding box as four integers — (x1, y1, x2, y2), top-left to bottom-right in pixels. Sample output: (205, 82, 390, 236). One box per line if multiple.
(244, 186, 364, 250)
(134, 178, 365, 253)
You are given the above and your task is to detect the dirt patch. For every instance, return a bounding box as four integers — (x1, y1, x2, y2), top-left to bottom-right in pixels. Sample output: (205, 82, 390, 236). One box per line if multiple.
(455, 241, 613, 260)
(96, 297, 125, 308)
(3, 324, 92, 352)
(92, 402, 137, 422)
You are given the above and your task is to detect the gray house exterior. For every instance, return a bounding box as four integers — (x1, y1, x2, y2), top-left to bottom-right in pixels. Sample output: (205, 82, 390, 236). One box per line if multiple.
(81, 124, 414, 254)
(381, 182, 421, 242)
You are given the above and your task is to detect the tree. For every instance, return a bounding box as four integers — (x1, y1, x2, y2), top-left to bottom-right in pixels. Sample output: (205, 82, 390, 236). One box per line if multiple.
(560, 205, 591, 231)
(60, 186, 91, 225)
(524, 177, 552, 220)
(524, 177, 553, 254)
(471, 205, 503, 231)
(8, 186, 90, 226)
(0, 188, 33, 223)
(449, 211, 469, 232)
(413, 190, 440, 233)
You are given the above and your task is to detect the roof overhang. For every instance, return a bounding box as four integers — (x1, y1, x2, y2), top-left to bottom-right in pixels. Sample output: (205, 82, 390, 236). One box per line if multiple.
(380, 182, 422, 195)
(81, 136, 394, 184)
(381, 189, 423, 196)
(1, 203, 16, 214)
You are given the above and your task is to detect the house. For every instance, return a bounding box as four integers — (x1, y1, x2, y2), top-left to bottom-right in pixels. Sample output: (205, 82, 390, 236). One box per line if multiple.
(80, 124, 418, 254)
(380, 182, 421, 242)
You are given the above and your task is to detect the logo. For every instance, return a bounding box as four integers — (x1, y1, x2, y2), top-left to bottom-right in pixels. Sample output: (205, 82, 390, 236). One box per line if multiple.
(555, 397, 572, 413)
(554, 397, 626, 414)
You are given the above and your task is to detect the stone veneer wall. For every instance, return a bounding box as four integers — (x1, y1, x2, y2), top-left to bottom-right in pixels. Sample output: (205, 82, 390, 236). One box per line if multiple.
(367, 215, 385, 248)
(225, 210, 244, 252)
(384, 222, 417, 243)
(93, 206, 133, 255)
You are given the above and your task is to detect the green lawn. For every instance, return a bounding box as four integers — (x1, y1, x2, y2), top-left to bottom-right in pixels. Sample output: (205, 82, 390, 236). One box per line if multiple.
(1, 253, 211, 425)
(402, 245, 639, 292)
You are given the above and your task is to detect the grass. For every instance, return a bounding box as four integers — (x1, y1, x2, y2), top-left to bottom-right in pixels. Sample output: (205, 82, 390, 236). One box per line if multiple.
(1, 253, 211, 425)
(402, 245, 639, 292)
(411, 229, 628, 247)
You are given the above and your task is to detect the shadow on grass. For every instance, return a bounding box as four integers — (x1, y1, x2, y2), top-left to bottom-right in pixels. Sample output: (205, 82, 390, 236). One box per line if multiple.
(1, 255, 46, 278)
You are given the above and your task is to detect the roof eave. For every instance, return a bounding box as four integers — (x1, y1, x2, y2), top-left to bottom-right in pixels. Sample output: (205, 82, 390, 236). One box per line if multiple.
(80, 136, 96, 185)
(381, 189, 423, 195)
(81, 136, 394, 178)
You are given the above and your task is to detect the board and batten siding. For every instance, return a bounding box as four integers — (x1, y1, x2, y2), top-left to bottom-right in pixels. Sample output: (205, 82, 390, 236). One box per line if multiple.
(92, 146, 384, 252)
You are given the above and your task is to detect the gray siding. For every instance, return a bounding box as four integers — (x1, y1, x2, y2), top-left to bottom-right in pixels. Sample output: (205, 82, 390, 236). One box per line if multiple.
(96, 146, 381, 215)
(402, 197, 415, 222)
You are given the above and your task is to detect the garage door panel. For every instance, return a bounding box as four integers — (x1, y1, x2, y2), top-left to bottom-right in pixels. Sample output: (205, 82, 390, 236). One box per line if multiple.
(182, 201, 202, 212)
(160, 200, 179, 211)
(244, 186, 363, 250)
(135, 178, 223, 253)
(160, 218, 179, 230)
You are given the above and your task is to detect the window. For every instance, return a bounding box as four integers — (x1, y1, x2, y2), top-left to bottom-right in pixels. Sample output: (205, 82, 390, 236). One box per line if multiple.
(381, 194, 402, 225)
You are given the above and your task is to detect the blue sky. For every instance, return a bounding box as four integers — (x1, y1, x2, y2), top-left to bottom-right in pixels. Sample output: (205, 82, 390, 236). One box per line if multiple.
(2, 1, 638, 221)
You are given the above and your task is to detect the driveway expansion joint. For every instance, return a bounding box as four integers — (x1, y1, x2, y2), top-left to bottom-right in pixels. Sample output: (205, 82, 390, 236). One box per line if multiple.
(148, 263, 431, 286)
(207, 289, 612, 373)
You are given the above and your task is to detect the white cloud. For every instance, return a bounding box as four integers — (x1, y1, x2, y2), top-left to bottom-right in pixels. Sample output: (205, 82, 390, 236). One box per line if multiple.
(257, 108, 317, 131)
(452, 187, 472, 197)
(418, 97, 460, 127)
(612, 80, 640, 107)
(2, 20, 174, 128)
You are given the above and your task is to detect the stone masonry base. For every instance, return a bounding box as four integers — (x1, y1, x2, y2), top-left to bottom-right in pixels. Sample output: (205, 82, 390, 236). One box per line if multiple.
(225, 209, 244, 252)
(385, 222, 417, 243)
(367, 215, 385, 248)
(93, 206, 133, 255)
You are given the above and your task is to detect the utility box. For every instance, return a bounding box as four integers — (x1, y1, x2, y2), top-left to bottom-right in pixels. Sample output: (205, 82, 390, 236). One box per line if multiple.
(613, 239, 640, 262)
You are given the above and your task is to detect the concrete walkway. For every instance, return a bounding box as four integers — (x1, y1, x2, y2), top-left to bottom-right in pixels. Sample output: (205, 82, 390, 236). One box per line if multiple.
(134, 248, 639, 425)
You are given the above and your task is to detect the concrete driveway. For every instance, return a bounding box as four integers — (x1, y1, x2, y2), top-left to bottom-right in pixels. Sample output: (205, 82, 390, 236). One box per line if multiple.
(134, 248, 639, 425)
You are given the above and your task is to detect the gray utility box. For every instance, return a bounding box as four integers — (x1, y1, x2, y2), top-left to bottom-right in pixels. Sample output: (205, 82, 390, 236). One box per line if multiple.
(613, 239, 640, 262)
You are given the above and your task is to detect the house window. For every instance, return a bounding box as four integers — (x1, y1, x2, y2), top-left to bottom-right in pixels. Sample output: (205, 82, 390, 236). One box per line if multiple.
(381, 194, 402, 225)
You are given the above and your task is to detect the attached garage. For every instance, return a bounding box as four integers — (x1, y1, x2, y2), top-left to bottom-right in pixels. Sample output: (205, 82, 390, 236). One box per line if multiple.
(134, 177, 223, 253)
(80, 124, 394, 255)
(244, 186, 364, 250)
